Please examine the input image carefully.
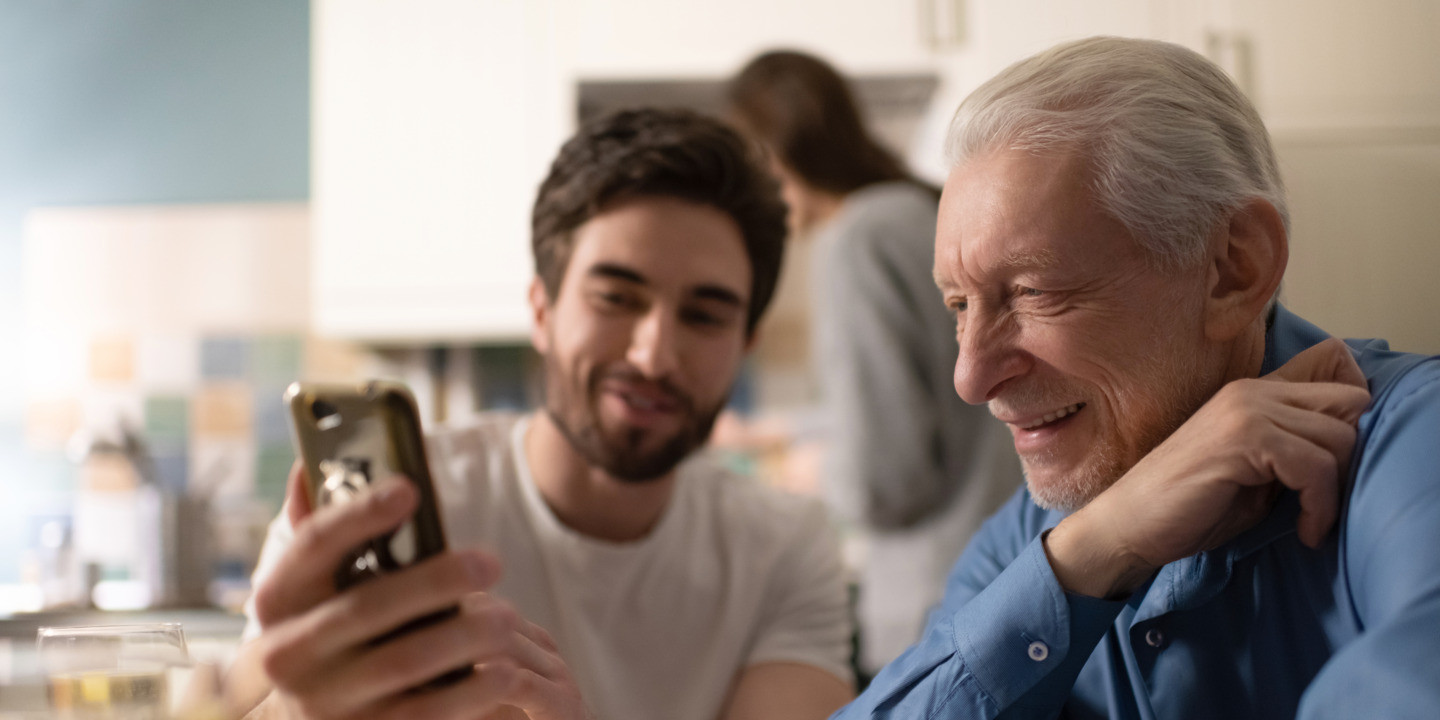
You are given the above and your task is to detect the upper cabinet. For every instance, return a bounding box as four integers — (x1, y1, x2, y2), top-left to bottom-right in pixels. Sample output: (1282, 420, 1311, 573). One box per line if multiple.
(564, 0, 945, 78)
(312, 0, 570, 342)
(313, 0, 1439, 347)
(312, 0, 956, 341)
(1223, 0, 1440, 132)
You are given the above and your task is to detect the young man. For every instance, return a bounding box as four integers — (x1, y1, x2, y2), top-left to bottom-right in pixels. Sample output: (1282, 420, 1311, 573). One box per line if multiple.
(231, 108, 854, 720)
(837, 37, 1440, 719)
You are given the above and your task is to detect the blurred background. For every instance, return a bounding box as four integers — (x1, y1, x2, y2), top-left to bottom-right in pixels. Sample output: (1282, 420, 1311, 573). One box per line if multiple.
(1, 0, 1437, 668)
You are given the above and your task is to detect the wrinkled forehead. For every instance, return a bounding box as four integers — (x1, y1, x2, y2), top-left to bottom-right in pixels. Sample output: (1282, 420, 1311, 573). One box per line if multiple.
(933, 148, 1119, 285)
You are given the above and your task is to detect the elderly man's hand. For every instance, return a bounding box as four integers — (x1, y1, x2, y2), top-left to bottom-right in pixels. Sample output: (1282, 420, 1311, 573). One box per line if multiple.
(250, 464, 594, 720)
(1045, 338, 1371, 599)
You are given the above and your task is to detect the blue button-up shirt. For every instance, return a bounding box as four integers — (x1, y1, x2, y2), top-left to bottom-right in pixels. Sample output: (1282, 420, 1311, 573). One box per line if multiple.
(835, 306, 1440, 719)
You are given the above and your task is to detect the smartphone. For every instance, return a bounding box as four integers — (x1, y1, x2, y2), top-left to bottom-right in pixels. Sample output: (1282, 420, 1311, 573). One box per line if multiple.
(283, 380, 472, 686)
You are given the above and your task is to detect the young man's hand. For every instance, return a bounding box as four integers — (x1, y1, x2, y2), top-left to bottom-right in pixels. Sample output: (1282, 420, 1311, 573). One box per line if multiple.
(249, 464, 594, 720)
(1046, 338, 1371, 599)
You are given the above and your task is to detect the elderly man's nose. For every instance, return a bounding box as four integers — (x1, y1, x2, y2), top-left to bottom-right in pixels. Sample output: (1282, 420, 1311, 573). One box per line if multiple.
(627, 311, 679, 378)
(953, 317, 1026, 404)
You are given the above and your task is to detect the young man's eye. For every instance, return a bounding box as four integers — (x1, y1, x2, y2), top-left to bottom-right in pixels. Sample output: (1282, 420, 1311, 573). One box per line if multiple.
(592, 290, 639, 310)
(681, 308, 726, 327)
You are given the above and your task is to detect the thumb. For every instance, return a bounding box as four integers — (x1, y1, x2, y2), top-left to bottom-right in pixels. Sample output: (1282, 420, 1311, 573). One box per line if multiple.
(1266, 337, 1368, 390)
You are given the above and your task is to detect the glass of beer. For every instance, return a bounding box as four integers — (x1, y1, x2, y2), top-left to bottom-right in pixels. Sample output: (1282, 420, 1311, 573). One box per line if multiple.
(37, 623, 189, 720)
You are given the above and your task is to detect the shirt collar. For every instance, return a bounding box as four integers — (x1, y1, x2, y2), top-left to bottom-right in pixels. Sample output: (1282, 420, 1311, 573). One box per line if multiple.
(1261, 303, 1333, 374)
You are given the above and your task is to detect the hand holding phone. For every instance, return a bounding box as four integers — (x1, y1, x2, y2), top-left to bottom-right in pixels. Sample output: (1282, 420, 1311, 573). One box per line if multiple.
(283, 381, 472, 686)
(246, 382, 594, 720)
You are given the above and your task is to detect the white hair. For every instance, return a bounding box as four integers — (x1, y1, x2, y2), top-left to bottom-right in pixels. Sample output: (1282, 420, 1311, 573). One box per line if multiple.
(947, 36, 1288, 270)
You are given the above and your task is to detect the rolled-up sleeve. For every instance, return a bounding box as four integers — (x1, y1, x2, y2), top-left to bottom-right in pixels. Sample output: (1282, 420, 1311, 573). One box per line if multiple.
(835, 493, 1124, 719)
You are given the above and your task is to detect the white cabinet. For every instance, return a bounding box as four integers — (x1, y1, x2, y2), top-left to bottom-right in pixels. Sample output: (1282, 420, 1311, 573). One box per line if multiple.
(312, 0, 954, 342)
(1226, 0, 1440, 131)
(312, 0, 570, 342)
(922, 0, 1440, 137)
(1227, 0, 1440, 353)
(313, 0, 1439, 350)
(564, 0, 945, 78)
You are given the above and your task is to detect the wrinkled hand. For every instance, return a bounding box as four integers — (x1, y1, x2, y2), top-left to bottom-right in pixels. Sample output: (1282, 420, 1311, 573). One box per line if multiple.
(251, 463, 594, 720)
(1047, 338, 1371, 598)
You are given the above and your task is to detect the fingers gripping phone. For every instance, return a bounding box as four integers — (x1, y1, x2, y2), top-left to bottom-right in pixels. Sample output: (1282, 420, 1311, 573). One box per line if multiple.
(284, 380, 472, 687)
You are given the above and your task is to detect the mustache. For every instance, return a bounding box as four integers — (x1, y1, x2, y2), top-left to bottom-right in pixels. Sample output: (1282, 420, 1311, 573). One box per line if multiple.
(987, 379, 1084, 419)
(592, 365, 693, 410)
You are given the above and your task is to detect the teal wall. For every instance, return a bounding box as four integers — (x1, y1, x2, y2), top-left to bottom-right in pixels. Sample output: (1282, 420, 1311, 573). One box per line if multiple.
(0, 0, 310, 582)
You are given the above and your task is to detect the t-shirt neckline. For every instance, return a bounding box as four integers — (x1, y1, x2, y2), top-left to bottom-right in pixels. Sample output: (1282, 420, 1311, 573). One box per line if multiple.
(510, 414, 686, 555)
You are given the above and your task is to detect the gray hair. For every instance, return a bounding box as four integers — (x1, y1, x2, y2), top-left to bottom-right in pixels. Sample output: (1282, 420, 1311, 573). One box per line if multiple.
(946, 36, 1288, 270)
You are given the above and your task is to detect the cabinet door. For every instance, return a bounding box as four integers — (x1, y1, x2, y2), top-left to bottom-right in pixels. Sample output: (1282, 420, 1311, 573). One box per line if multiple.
(313, 0, 569, 342)
(1207, 0, 1440, 352)
(564, 0, 940, 77)
(1227, 0, 1440, 131)
(912, 0, 1188, 180)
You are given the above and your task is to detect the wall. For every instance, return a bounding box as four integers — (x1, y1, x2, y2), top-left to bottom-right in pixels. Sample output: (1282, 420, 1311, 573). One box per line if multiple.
(0, 0, 309, 583)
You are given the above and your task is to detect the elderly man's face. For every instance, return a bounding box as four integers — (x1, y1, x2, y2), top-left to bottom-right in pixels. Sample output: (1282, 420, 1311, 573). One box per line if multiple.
(935, 148, 1224, 511)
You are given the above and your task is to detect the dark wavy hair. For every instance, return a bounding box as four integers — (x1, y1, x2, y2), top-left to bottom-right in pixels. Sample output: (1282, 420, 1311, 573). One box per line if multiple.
(531, 107, 788, 336)
(727, 50, 914, 195)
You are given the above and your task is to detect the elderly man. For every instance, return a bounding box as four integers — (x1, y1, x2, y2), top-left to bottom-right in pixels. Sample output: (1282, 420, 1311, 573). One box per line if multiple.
(836, 37, 1440, 719)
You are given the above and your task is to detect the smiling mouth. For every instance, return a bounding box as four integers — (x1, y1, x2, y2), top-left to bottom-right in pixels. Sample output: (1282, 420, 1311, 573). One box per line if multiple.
(1015, 403, 1085, 430)
(617, 390, 674, 413)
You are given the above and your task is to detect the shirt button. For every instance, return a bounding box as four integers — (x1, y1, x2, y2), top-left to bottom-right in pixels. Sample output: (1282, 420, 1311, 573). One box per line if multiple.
(1027, 641, 1050, 662)
(1145, 628, 1165, 648)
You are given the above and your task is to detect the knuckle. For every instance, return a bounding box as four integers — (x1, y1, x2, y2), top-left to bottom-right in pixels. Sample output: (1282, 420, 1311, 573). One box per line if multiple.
(1347, 386, 1373, 408)
(251, 583, 283, 626)
(1212, 382, 1255, 418)
(258, 644, 288, 684)
(484, 658, 521, 693)
(534, 625, 559, 652)
(510, 668, 543, 698)
(459, 609, 498, 651)
(291, 520, 328, 557)
(482, 601, 520, 636)
(330, 589, 371, 629)
(258, 631, 307, 686)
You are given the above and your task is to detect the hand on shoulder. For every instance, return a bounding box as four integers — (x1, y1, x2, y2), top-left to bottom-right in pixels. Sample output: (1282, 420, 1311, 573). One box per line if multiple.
(1046, 338, 1371, 598)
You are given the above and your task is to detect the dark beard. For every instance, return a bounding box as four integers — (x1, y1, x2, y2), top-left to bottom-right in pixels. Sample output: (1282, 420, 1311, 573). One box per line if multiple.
(543, 363, 725, 483)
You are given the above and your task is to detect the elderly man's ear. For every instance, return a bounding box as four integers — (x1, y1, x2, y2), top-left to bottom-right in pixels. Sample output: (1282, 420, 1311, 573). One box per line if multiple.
(1203, 198, 1289, 342)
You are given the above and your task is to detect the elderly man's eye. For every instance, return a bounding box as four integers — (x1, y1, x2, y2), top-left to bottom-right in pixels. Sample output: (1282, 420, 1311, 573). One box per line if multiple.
(1020, 287, 1044, 297)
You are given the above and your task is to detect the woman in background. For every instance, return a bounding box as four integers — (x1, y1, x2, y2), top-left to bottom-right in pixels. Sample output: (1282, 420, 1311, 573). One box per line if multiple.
(727, 50, 1023, 680)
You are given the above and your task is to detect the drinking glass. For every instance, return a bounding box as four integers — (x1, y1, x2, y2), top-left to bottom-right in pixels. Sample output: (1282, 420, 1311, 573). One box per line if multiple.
(36, 623, 189, 720)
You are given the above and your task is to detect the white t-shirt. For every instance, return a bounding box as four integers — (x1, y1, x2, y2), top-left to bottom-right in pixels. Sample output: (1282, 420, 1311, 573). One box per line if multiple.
(244, 414, 853, 720)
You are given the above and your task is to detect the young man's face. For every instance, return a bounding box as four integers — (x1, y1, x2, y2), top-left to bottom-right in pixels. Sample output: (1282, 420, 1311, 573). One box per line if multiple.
(935, 148, 1224, 511)
(531, 195, 753, 482)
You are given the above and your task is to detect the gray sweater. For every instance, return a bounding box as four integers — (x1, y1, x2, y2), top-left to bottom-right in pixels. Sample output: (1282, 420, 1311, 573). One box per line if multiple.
(811, 181, 1023, 672)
